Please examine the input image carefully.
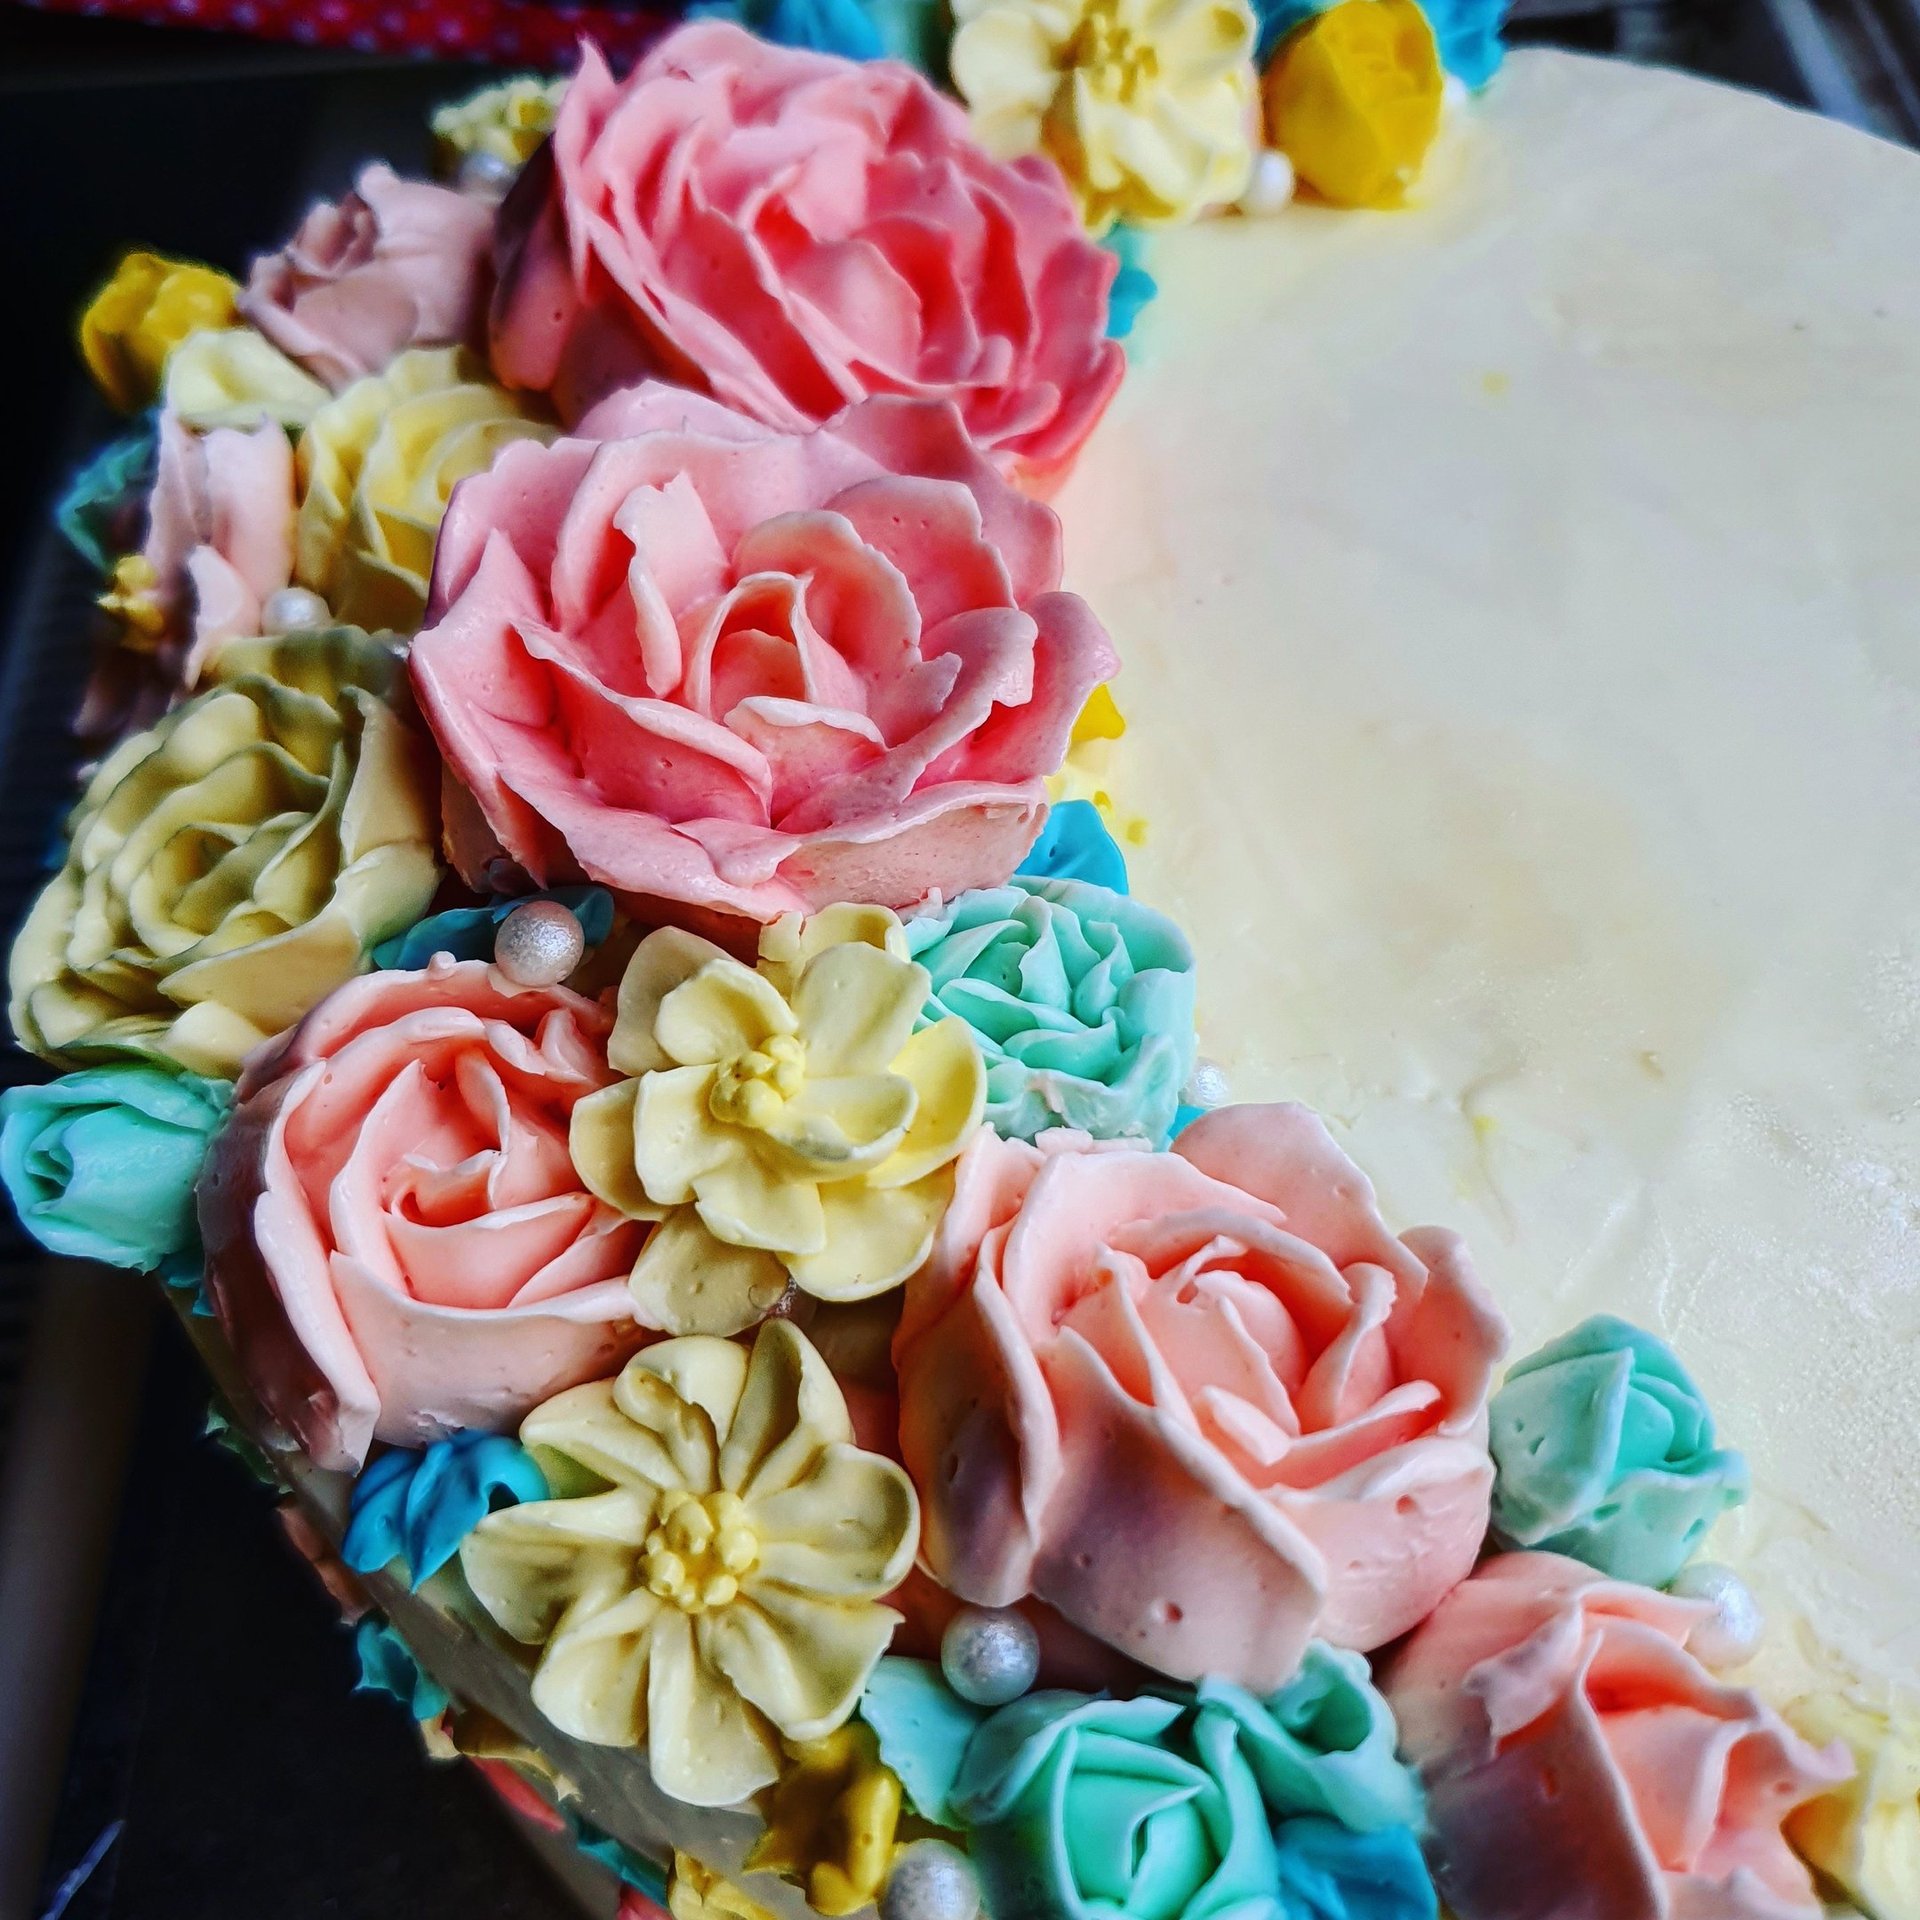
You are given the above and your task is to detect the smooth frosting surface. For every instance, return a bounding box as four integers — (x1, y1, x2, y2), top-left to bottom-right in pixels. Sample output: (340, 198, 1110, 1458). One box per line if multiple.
(1054, 50, 1920, 1710)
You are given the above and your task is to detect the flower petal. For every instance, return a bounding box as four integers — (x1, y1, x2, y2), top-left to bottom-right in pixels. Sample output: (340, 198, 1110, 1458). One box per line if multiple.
(522, 1376, 712, 1498)
(787, 1172, 952, 1303)
(792, 941, 928, 1078)
(570, 1079, 662, 1220)
(629, 1205, 794, 1336)
(625, 1332, 751, 1444)
(750, 1442, 920, 1596)
(759, 1074, 917, 1178)
(718, 1317, 854, 1500)
(532, 1582, 667, 1747)
(459, 1484, 653, 1643)
(870, 1017, 985, 1188)
(657, 958, 797, 1067)
(633, 1062, 736, 1206)
(694, 1148, 829, 1255)
(703, 1581, 902, 1744)
(646, 1606, 785, 1806)
(611, 926, 738, 1076)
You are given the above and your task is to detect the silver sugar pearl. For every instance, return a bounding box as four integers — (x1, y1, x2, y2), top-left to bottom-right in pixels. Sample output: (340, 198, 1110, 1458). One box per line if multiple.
(456, 148, 520, 199)
(1237, 148, 1296, 217)
(261, 586, 332, 634)
(493, 900, 586, 987)
(879, 1841, 981, 1920)
(1182, 1057, 1232, 1110)
(941, 1604, 1041, 1707)
(1670, 1561, 1765, 1670)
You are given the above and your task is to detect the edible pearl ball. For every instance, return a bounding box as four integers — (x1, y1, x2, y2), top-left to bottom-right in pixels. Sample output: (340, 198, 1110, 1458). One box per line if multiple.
(1238, 149, 1296, 217)
(456, 149, 519, 198)
(261, 586, 332, 634)
(493, 901, 586, 987)
(1670, 1562, 1765, 1670)
(941, 1604, 1041, 1707)
(1183, 1057, 1232, 1110)
(879, 1841, 981, 1920)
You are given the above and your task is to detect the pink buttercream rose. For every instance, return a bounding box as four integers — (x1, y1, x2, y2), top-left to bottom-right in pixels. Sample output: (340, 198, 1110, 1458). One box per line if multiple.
(1384, 1552, 1853, 1920)
(489, 27, 1124, 488)
(409, 382, 1115, 926)
(893, 1105, 1510, 1691)
(240, 163, 494, 390)
(198, 957, 649, 1473)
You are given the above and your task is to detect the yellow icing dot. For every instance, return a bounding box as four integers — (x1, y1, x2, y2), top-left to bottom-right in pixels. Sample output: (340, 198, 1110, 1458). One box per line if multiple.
(1072, 683, 1128, 746)
(1262, 0, 1443, 210)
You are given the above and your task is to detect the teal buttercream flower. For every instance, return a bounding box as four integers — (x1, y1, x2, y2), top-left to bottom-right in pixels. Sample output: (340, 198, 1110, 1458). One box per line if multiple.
(1253, 0, 1504, 85)
(370, 886, 614, 972)
(56, 422, 157, 575)
(904, 876, 1195, 1145)
(1489, 1313, 1749, 1588)
(571, 1816, 670, 1898)
(343, 1431, 549, 1588)
(689, 0, 951, 72)
(0, 1063, 229, 1273)
(862, 1651, 1433, 1920)
(1101, 229, 1157, 342)
(354, 1616, 450, 1720)
(1017, 798, 1129, 893)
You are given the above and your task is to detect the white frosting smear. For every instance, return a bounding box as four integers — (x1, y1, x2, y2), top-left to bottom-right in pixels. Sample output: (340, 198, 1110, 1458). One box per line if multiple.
(1056, 50, 1920, 1706)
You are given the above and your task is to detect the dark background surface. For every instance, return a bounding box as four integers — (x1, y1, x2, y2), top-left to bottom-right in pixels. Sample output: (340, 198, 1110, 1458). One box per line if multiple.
(0, 0, 1877, 1913)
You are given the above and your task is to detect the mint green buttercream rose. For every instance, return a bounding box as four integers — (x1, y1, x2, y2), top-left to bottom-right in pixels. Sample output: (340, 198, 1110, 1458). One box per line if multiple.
(904, 877, 1195, 1146)
(0, 1063, 229, 1274)
(1489, 1313, 1749, 1588)
(864, 1648, 1433, 1920)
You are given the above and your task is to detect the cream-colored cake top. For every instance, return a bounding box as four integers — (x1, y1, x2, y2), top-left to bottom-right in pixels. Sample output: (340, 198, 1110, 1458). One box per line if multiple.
(1056, 47, 1920, 1708)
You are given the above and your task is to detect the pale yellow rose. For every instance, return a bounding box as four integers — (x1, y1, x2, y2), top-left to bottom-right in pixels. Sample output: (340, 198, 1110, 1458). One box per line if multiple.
(9, 627, 441, 1077)
(569, 905, 985, 1338)
(1785, 1691, 1920, 1919)
(294, 347, 553, 634)
(164, 325, 329, 432)
(431, 74, 569, 173)
(951, 0, 1258, 231)
(459, 1321, 919, 1809)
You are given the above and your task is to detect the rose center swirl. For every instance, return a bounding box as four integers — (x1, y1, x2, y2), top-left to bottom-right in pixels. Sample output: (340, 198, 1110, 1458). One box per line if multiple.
(708, 1033, 807, 1131)
(640, 1489, 761, 1614)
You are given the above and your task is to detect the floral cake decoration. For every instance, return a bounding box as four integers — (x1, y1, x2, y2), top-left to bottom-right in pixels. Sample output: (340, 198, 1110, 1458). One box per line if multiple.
(5, 16, 1911, 1920)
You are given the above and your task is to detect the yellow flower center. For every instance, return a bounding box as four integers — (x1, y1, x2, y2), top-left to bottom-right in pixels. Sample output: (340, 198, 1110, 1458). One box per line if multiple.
(709, 1033, 807, 1131)
(641, 1489, 760, 1614)
(1064, 0, 1161, 102)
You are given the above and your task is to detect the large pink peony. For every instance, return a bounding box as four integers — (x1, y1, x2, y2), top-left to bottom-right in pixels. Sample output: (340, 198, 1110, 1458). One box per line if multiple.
(1384, 1553, 1852, 1920)
(489, 26, 1124, 487)
(198, 958, 648, 1472)
(240, 163, 494, 390)
(409, 383, 1115, 926)
(893, 1105, 1510, 1691)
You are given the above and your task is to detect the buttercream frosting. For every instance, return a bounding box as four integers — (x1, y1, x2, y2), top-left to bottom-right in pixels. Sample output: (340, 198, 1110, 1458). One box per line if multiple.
(163, 326, 329, 432)
(343, 1430, 550, 1587)
(1783, 1691, 1920, 1920)
(80, 251, 239, 412)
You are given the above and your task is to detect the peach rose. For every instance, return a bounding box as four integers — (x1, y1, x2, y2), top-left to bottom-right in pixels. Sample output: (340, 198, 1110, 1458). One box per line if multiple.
(198, 958, 648, 1472)
(489, 26, 1123, 487)
(893, 1104, 1509, 1690)
(1384, 1553, 1853, 1920)
(410, 383, 1115, 927)
(240, 163, 494, 390)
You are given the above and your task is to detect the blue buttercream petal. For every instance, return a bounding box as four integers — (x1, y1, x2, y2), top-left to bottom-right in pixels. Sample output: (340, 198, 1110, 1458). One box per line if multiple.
(689, 0, 948, 67)
(56, 421, 157, 574)
(1273, 1815, 1438, 1920)
(371, 887, 615, 972)
(343, 1431, 548, 1587)
(1019, 799, 1131, 893)
(353, 1616, 450, 1721)
(1101, 227, 1158, 341)
(860, 1656, 991, 1826)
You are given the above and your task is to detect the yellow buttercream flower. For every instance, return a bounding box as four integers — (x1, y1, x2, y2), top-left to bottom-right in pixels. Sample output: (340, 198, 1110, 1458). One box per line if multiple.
(669, 1853, 780, 1920)
(951, 0, 1259, 231)
(570, 906, 985, 1338)
(431, 74, 569, 172)
(1785, 1692, 1920, 1919)
(459, 1321, 919, 1810)
(8, 626, 441, 1077)
(80, 251, 240, 412)
(295, 347, 554, 635)
(164, 326, 329, 432)
(749, 1723, 904, 1917)
(1261, 0, 1442, 208)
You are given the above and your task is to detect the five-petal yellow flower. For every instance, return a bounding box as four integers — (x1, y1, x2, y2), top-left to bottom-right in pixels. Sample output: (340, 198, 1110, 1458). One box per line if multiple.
(571, 907, 985, 1338)
(459, 1321, 920, 1809)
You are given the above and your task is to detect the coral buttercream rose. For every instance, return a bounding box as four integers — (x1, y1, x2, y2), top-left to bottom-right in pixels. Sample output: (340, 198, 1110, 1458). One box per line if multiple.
(409, 383, 1116, 925)
(240, 163, 494, 390)
(488, 25, 1123, 483)
(1383, 1552, 1853, 1920)
(893, 1103, 1509, 1690)
(198, 957, 649, 1473)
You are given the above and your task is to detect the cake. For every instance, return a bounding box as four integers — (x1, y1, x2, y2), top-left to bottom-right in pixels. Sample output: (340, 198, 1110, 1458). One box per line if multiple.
(7, 14, 1917, 1920)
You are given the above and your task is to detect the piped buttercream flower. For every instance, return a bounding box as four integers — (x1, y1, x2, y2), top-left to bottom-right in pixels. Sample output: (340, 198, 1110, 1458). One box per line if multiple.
(1488, 1313, 1749, 1589)
(163, 326, 330, 432)
(1384, 1552, 1852, 1920)
(409, 385, 1116, 925)
(903, 875, 1195, 1144)
(894, 1104, 1509, 1689)
(198, 957, 649, 1472)
(1784, 1691, 1920, 1920)
(431, 75, 569, 174)
(9, 627, 441, 1078)
(487, 25, 1122, 482)
(570, 907, 985, 1338)
(747, 1723, 904, 1915)
(80, 251, 240, 412)
(240, 163, 493, 390)
(950, 0, 1260, 232)
(294, 347, 553, 634)
(459, 1320, 920, 1807)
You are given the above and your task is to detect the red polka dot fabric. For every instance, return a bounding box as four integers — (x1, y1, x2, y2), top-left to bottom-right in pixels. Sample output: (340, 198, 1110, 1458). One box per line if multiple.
(18, 0, 671, 65)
